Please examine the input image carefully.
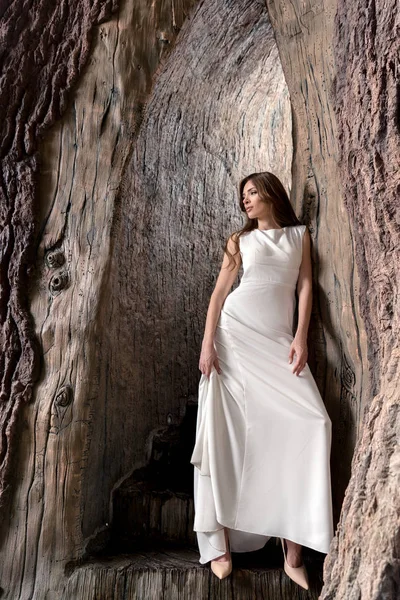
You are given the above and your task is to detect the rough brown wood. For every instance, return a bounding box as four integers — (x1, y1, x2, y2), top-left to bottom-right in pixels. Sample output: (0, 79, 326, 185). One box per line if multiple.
(265, 0, 399, 598)
(112, 0, 292, 561)
(321, 0, 400, 596)
(0, 0, 293, 596)
(0, 0, 398, 597)
(0, 0, 119, 506)
(0, 0, 198, 597)
(265, 0, 370, 526)
(62, 543, 325, 600)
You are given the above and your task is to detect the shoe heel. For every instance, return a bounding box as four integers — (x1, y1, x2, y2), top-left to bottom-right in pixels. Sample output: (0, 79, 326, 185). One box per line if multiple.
(280, 538, 309, 591)
(210, 528, 232, 580)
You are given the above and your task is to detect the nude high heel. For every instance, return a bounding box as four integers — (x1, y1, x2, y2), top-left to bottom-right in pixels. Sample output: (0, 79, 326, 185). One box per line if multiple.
(210, 528, 232, 579)
(279, 537, 309, 590)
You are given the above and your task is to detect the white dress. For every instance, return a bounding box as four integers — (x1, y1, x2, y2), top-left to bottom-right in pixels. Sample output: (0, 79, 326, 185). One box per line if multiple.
(190, 224, 334, 564)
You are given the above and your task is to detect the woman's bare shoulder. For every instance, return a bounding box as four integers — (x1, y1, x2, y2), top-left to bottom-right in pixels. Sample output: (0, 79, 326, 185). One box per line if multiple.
(229, 229, 252, 242)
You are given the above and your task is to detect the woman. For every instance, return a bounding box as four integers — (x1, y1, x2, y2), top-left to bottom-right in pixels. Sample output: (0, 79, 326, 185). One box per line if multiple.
(190, 172, 334, 589)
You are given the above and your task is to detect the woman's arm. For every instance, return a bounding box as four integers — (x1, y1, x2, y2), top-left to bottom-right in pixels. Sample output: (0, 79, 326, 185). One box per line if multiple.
(289, 227, 313, 375)
(199, 234, 242, 378)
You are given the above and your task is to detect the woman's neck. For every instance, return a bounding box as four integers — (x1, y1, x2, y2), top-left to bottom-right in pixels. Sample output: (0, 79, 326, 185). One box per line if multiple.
(257, 218, 281, 230)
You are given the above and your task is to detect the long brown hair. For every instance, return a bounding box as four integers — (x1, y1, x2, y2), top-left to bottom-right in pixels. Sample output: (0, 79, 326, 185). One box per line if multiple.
(223, 171, 302, 270)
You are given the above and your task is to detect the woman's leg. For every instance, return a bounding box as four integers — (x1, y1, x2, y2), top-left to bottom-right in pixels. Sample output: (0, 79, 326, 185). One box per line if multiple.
(284, 539, 304, 567)
(212, 528, 231, 562)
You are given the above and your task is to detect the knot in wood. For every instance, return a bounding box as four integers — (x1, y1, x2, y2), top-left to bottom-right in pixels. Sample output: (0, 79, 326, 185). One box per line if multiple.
(49, 271, 69, 295)
(55, 385, 73, 407)
(157, 30, 171, 43)
(46, 249, 65, 268)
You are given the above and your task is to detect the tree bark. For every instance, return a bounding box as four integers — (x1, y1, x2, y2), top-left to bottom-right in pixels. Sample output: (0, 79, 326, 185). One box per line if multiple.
(0, 0, 198, 597)
(323, 0, 400, 596)
(266, 0, 399, 597)
(0, 0, 398, 598)
(0, 0, 119, 509)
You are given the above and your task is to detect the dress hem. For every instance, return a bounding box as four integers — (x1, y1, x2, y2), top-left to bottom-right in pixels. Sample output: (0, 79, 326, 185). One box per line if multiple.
(194, 517, 333, 556)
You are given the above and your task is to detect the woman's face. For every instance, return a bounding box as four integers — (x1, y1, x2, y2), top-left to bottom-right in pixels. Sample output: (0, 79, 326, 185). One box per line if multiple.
(242, 180, 270, 220)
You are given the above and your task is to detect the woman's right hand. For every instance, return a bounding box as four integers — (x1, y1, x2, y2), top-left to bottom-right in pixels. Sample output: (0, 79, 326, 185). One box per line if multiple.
(199, 343, 222, 379)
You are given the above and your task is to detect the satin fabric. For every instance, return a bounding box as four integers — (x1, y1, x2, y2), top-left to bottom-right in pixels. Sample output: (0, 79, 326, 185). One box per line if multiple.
(190, 225, 334, 564)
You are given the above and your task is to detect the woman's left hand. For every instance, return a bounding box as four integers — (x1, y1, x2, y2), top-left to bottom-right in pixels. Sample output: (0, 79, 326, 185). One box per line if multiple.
(288, 336, 308, 376)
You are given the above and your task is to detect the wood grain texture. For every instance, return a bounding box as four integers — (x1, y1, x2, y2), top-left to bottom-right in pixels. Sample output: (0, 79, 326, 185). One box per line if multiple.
(1, 0, 291, 596)
(0, 0, 119, 506)
(110, 0, 291, 559)
(62, 542, 326, 599)
(1, 0, 397, 597)
(265, 0, 369, 533)
(0, 0, 198, 598)
(266, 1, 399, 597)
(320, 0, 400, 597)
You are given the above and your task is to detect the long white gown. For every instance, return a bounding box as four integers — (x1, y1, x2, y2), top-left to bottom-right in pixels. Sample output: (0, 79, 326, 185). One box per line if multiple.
(190, 224, 334, 564)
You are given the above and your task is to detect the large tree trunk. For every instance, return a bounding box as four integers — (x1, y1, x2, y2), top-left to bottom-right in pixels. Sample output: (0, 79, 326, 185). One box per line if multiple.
(0, 0, 198, 596)
(266, 0, 400, 598)
(0, 0, 398, 599)
(323, 0, 400, 596)
(265, 0, 370, 520)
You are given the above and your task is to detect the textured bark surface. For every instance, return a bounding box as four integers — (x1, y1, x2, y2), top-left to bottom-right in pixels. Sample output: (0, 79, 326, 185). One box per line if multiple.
(0, 0, 118, 507)
(61, 544, 325, 600)
(0, 0, 398, 597)
(266, 0, 399, 596)
(110, 0, 292, 543)
(321, 0, 400, 597)
(0, 0, 198, 598)
(0, 0, 292, 596)
(265, 0, 369, 525)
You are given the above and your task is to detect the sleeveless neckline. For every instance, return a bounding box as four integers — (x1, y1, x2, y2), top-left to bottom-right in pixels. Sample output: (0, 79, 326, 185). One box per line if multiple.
(254, 226, 286, 232)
